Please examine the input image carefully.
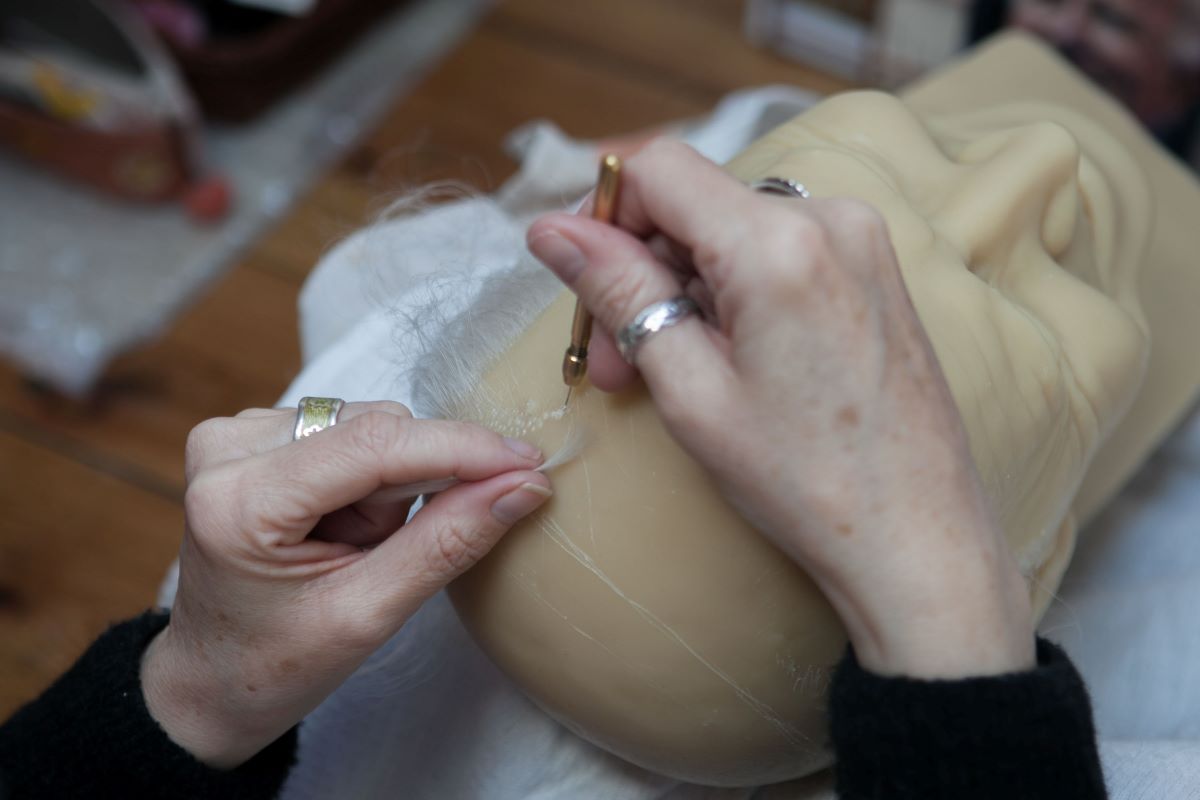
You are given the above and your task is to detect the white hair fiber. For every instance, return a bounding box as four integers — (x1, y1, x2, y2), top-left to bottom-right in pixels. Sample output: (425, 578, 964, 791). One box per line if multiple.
(403, 253, 562, 422)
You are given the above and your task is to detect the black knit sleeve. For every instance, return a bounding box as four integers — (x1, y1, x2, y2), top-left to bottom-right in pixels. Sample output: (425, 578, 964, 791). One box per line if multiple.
(0, 611, 297, 800)
(829, 637, 1107, 800)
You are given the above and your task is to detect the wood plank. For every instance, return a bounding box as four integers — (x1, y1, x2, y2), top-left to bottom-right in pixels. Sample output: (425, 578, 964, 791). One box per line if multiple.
(242, 170, 381, 285)
(211, 0, 853, 286)
(245, 17, 730, 286)
(0, 259, 301, 495)
(492, 0, 853, 98)
(0, 430, 182, 717)
(342, 25, 710, 194)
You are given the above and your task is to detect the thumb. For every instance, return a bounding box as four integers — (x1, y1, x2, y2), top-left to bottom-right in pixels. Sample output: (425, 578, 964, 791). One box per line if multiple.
(360, 471, 552, 619)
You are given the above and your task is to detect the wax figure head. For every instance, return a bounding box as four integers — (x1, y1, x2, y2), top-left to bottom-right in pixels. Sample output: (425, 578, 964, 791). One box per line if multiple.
(408, 35, 1200, 788)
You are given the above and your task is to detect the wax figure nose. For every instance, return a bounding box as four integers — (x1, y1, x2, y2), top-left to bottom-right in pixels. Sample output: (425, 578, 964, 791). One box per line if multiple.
(936, 121, 1082, 270)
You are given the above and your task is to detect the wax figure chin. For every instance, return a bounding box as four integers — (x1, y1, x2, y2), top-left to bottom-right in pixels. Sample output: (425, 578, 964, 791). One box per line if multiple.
(417, 36, 1200, 787)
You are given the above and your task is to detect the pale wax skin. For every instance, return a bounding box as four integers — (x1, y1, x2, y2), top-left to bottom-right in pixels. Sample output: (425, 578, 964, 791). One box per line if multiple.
(447, 83, 1151, 786)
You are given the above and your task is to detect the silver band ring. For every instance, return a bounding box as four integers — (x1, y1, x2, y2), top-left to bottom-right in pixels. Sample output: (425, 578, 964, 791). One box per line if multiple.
(617, 296, 701, 364)
(751, 177, 811, 199)
(294, 396, 345, 440)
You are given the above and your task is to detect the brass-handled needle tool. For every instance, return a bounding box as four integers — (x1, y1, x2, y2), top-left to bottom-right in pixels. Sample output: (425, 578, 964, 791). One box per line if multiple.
(562, 153, 622, 406)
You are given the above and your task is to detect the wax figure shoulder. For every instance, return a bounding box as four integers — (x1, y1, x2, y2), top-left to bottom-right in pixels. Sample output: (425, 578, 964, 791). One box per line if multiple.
(0, 610, 1104, 799)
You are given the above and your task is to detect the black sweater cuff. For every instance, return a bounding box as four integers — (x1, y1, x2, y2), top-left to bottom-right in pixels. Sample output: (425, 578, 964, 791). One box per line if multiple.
(829, 637, 1107, 800)
(0, 611, 297, 800)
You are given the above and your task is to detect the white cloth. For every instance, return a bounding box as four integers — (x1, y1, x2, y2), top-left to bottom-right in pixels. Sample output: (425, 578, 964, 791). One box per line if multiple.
(1043, 407, 1200, 795)
(162, 86, 1200, 797)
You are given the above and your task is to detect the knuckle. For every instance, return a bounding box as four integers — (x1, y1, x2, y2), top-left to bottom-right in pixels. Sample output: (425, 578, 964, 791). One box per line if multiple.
(183, 468, 234, 537)
(691, 236, 724, 278)
(784, 215, 832, 255)
(380, 400, 414, 419)
(346, 411, 406, 458)
(636, 136, 689, 165)
(692, 225, 740, 279)
(325, 596, 387, 651)
(184, 418, 229, 479)
(591, 264, 656, 327)
(823, 197, 887, 238)
(426, 517, 489, 578)
(355, 400, 413, 420)
(630, 138, 704, 184)
(755, 220, 826, 290)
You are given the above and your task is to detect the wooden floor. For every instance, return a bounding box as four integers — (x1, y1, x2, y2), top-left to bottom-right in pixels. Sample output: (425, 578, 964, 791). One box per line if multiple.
(0, 0, 846, 717)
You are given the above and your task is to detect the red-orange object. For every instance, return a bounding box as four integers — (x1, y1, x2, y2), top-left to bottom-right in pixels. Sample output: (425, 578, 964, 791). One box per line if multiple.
(182, 175, 233, 223)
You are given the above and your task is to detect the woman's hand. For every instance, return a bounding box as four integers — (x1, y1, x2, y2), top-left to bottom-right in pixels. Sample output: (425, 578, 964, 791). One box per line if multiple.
(141, 402, 551, 768)
(527, 140, 1034, 680)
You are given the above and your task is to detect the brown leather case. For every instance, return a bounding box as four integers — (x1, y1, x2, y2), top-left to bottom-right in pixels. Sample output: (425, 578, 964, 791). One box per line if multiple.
(0, 99, 190, 201)
(167, 0, 404, 122)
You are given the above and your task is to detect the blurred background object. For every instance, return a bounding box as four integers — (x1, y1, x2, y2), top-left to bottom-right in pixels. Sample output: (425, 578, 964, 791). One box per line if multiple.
(970, 0, 1200, 161)
(0, 0, 486, 397)
(746, 0, 1200, 161)
(744, 0, 968, 85)
(0, 0, 202, 202)
(131, 0, 411, 122)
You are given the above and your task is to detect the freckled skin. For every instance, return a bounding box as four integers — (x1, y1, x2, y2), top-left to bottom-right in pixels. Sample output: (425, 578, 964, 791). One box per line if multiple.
(834, 406, 859, 430)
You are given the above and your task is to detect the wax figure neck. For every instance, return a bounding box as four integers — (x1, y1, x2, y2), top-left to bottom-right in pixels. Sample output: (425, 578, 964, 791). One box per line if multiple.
(411, 33, 1200, 788)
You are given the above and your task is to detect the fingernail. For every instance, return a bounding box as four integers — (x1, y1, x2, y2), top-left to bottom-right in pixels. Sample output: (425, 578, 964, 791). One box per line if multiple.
(503, 437, 542, 461)
(491, 482, 553, 524)
(528, 231, 586, 283)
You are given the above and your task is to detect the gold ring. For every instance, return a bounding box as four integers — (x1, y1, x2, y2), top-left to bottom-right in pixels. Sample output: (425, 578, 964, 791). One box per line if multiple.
(294, 396, 345, 440)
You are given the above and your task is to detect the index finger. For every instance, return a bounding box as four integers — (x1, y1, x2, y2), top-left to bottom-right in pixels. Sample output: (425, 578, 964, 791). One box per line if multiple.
(215, 413, 543, 539)
(590, 139, 783, 303)
(577, 140, 746, 242)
